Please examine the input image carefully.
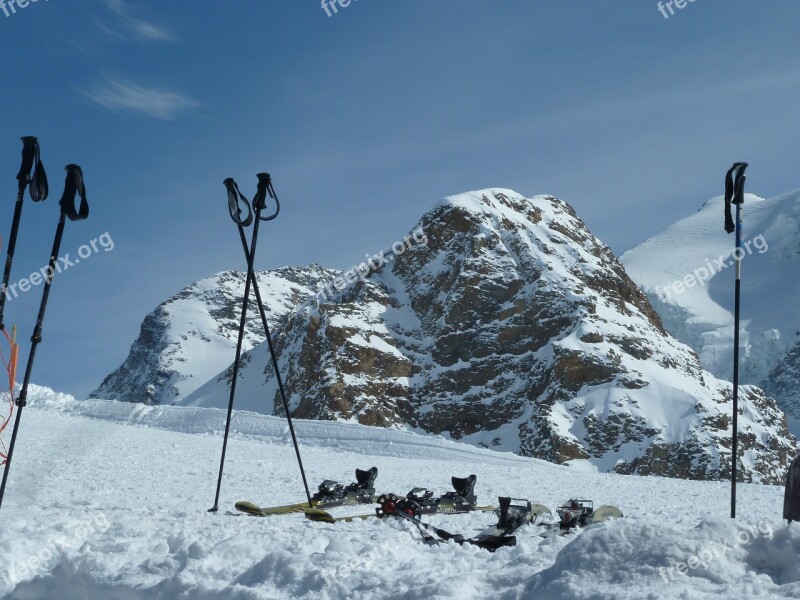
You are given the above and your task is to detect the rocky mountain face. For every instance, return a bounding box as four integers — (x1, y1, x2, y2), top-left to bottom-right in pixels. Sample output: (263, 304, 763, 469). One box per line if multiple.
(90, 266, 337, 405)
(180, 189, 796, 483)
(762, 338, 800, 421)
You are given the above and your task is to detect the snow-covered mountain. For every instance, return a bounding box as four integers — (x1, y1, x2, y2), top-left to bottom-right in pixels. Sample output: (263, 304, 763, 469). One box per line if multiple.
(90, 266, 337, 405)
(180, 189, 796, 483)
(622, 188, 800, 420)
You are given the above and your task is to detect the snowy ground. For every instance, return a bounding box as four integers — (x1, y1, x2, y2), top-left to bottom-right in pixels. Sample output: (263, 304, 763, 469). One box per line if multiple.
(0, 386, 797, 599)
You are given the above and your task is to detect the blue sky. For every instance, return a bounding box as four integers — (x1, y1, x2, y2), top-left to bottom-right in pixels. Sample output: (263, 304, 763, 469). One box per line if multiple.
(1, 0, 799, 398)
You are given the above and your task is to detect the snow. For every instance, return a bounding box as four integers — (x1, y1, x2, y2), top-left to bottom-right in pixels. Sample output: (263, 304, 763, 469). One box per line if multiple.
(621, 189, 800, 389)
(0, 385, 797, 599)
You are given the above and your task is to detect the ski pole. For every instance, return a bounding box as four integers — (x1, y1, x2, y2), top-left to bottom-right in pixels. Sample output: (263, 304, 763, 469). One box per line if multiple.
(723, 161, 747, 519)
(0, 164, 88, 511)
(209, 175, 266, 513)
(1, 136, 48, 331)
(228, 175, 312, 506)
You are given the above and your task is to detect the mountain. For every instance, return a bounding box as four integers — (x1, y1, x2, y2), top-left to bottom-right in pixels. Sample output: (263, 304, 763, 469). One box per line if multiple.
(621, 188, 800, 422)
(89, 266, 338, 405)
(181, 189, 796, 482)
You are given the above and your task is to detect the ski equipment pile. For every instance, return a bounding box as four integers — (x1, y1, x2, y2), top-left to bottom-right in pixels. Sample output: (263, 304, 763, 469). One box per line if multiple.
(394, 496, 550, 552)
(304, 474, 495, 523)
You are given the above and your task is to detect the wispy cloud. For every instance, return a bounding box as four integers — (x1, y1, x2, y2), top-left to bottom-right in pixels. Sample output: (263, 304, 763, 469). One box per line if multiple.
(98, 0, 172, 42)
(80, 77, 202, 120)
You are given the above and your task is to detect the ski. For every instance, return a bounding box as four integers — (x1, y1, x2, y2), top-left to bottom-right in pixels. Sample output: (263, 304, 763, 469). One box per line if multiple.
(304, 475, 494, 523)
(235, 467, 377, 516)
(465, 497, 550, 550)
(538, 498, 623, 538)
(393, 496, 550, 552)
(376, 474, 482, 517)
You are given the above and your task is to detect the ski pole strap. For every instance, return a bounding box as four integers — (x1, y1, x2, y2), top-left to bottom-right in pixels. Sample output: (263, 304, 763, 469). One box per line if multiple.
(224, 178, 253, 227)
(59, 164, 89, 221)
(724, 162, 748, 234)
(254, 172, 280, 222)
(16, 136, 48, 201)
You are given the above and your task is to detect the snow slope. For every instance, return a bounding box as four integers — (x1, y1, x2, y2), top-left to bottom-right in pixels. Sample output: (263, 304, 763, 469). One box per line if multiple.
(622, 189, 800, 395)
(0, 385, 797, 599)
(91, 266, 337, 405)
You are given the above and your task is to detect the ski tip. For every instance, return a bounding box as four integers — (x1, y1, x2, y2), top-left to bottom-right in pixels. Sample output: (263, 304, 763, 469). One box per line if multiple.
(304, 508, 336, 523)
(234, 501, 266, 517)
(593, 505, 624, 522)
(531, 503, 552, 518)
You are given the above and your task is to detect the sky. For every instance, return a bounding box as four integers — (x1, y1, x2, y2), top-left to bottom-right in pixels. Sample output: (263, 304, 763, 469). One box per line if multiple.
(0, 0, 799, 398)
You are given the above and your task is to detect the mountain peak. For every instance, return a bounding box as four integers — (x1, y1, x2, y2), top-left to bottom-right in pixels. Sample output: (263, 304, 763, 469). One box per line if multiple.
(174, 188, 794, 482)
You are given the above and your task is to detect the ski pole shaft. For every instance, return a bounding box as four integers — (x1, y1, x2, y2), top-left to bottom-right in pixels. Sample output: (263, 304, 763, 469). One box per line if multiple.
(209, 179, 263, 513)
(0, 164, 87, 512)
(234, 177, 312, 505)
(731, 201, 743, 519)
(725, 162, 746, 519)
(0, 396, 23, 509)
(0, 199, 24, 330)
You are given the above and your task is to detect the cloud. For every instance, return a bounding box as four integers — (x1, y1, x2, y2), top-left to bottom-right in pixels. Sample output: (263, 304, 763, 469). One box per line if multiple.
(80, 77, 202, 120)
(99, 0, 172, 42)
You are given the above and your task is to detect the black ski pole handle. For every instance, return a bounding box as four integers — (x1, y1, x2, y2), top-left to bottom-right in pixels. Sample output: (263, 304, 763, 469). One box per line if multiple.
(59, 164, 89, 221)
(254, 172, 280, 222)
(16, 136, 37, 188)
(732, 169, 747, 206)
(224, 177, 253, 227)
(16, 136, 48, 201)
(724, 162, 748, 233)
